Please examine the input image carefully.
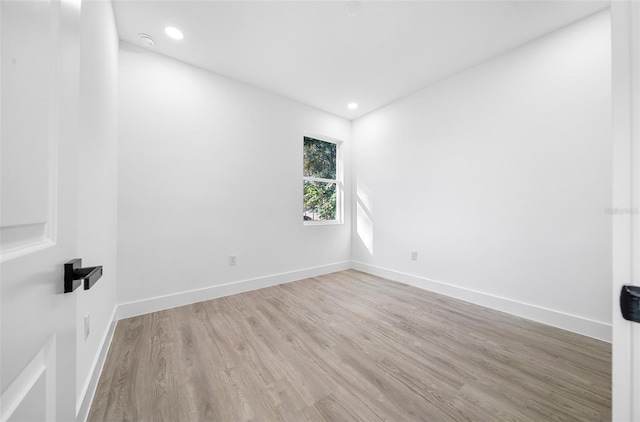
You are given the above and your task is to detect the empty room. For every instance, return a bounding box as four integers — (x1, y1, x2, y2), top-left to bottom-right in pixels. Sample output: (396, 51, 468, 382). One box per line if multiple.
(2, 0, 640, 421)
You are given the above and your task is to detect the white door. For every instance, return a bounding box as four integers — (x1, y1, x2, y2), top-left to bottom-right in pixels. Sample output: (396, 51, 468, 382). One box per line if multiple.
(1, 0, 81, 421)
(611, 1, 640, 421)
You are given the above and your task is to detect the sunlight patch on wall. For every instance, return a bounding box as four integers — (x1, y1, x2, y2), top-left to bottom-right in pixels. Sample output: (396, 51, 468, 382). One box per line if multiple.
(356, 180, 373, 255)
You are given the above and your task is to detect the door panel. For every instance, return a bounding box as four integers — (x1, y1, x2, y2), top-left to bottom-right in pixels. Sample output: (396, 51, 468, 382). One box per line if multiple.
(1, 0, 55, 259)
(9, 374, 48, 422)
(2, 336, 55, 422)
(1, 0, 81, 420)
(1, 0, 52, 228)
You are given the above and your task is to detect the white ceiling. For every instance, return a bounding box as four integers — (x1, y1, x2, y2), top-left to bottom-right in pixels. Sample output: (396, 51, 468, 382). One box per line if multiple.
(112, 1, 609, 120)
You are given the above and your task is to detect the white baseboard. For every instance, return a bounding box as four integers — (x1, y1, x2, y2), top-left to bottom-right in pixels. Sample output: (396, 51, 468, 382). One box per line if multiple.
(351, 261, 612, 343)
(76, 306, 118, 422)
(117, 261, 352, 320)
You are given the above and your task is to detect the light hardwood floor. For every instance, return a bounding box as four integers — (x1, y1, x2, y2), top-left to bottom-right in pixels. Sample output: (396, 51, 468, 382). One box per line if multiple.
(88, 270, 611, 421)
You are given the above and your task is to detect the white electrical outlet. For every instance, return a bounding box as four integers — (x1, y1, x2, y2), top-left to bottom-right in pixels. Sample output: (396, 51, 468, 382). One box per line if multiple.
(229, 255, 237, 266)
(411, 251, 418, 261)
(84, 313, 90, 340)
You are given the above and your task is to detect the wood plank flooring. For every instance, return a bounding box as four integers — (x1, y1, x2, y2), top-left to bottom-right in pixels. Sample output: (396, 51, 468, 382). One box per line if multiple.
(88, 270, 611, 421)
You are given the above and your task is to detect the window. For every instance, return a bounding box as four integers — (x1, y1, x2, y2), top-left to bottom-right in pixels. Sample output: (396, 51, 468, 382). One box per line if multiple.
(303, 135, 342, 224)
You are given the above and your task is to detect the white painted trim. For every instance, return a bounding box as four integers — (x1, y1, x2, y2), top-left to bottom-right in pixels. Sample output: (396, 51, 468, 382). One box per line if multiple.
(303, 220, 344, 226)
(117, 261, 351, 320)
(0, 239, 55, 263)
(611, 2, 640, 420)
(352, 261, 612, 343)
(303, 131, 343, 146)
(75, 306, 118, 422)
(304, 176, 336, 184)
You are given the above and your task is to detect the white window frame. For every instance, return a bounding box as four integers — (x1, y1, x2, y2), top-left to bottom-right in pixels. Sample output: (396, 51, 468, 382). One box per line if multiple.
(303, 132, 343, 226)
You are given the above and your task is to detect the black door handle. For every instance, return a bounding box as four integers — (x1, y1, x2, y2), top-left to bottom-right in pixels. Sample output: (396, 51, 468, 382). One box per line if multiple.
(64, 259, 103, 293)
(620, 285, 640, 323)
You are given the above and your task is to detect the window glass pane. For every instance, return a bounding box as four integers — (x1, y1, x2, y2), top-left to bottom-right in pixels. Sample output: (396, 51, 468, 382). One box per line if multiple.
(303, 180, 337, 221)
(303, 137, 336, 179)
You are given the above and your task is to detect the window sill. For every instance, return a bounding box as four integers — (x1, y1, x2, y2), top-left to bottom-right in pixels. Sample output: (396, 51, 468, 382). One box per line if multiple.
(303, 220, 343, 226)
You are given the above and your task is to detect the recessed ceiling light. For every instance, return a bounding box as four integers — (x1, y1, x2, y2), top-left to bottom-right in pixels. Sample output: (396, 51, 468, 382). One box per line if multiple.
(348, 102, 358, 110)
(165, 26, 184, 40)
(138, 33, 155, 46)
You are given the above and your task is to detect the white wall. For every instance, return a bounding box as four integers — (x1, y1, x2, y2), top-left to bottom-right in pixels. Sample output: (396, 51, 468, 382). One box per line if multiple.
(117, 43, 351, 310)
(76, 0, 119, 418)
(352, 10, 612, 340)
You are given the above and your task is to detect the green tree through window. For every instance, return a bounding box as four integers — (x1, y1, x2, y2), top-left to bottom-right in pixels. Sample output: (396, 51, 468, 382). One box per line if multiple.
(303, 137, 339, 222)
